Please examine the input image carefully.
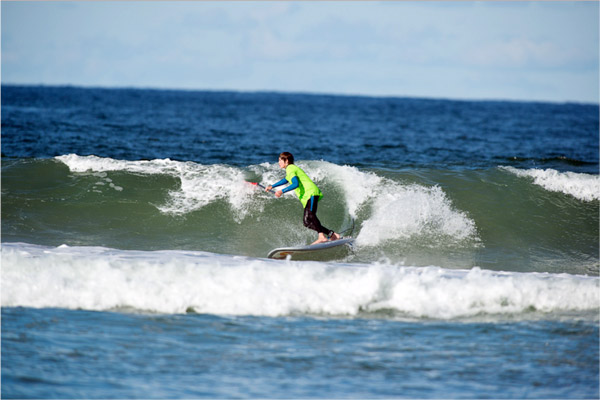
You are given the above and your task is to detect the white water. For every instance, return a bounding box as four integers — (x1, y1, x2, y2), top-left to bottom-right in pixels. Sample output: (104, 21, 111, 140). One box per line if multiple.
(55, 154, 251, 217)
(503, 166, 600, 202)
(3, 243, 598, 319)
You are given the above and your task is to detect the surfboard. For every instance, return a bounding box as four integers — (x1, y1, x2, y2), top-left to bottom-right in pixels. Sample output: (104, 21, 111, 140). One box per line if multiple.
(267, 237, 355, 260)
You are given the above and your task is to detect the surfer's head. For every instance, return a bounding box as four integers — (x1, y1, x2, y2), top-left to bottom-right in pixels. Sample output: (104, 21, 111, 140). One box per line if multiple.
(279, 152, 294, 167)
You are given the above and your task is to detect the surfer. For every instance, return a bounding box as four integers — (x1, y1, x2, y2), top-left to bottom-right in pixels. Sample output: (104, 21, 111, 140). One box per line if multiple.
(266, 152, 340, 245)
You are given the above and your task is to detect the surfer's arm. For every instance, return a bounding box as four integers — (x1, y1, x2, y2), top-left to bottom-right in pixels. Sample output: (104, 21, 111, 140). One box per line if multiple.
(270, 178, 288, 189)
(266, 178, 287, 193)
(267, 177, 299, 197)
(281, 177, 299, 194)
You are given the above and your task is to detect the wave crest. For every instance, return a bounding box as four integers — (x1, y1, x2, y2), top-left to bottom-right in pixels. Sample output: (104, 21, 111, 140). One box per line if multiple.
(503, 166, 600, 202)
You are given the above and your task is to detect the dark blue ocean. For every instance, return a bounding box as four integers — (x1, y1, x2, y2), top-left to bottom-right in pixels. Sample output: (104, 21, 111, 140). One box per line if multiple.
(2, 85, 599, 398)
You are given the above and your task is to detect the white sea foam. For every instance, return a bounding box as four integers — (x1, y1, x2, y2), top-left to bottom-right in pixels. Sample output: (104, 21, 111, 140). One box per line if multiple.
(3, 243, 598, 319)
(503, 166, 600, 202)
(56, 154, 256, 219)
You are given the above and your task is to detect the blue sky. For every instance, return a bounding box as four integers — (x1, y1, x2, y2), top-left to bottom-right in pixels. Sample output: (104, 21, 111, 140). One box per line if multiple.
(2, 1, 598, 103)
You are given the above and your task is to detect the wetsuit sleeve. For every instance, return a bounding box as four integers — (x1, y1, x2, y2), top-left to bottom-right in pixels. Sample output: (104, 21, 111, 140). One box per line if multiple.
(282, 176, 299, 194)
(271, 178, 288, 188)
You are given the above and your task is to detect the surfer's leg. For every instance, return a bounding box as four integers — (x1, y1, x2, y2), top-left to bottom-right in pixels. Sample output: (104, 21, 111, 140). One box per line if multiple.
(303, 196, 329, 234)
(303, 196, 338, 243)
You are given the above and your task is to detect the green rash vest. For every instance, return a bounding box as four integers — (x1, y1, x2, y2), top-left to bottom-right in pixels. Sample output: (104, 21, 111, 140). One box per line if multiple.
(285, 164, 322, 208)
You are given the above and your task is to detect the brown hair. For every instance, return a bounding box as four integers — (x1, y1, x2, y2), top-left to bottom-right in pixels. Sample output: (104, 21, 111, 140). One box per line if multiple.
(279, 152, 294, 164)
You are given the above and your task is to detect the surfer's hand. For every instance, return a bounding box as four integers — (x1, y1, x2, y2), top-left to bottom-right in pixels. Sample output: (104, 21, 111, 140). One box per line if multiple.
(265, 185, 273, 192)
(275, 190, 283, 198)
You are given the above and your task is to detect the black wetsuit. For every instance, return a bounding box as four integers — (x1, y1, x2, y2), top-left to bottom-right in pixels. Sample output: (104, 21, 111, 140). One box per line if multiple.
(272, 176, 334, 237)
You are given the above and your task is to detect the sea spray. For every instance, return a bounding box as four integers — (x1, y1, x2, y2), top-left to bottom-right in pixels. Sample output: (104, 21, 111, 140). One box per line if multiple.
(355, 183, 477, 246)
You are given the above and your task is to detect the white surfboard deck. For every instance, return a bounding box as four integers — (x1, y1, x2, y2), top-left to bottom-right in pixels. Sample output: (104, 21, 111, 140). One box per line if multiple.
(267, 237, 355, 260)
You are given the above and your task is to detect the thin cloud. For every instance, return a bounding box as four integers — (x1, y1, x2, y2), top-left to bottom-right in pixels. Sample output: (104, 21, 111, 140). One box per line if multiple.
(1, 1, 598, 103)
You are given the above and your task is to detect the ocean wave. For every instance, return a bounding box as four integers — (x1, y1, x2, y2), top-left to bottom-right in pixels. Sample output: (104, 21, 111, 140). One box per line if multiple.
(2, 243, 597, 319)
(55, 154, 479, 246)
(5, 155, 594, 273)
(502, 166, 600, 202)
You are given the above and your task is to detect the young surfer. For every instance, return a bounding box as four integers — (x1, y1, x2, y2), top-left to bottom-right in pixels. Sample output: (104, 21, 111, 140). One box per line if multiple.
(266, 152, 340, 245)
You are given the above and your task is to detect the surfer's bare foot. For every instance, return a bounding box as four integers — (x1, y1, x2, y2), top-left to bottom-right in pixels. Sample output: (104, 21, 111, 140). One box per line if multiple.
(311, 232, 340, 245)
(311, 233, 329, 245)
